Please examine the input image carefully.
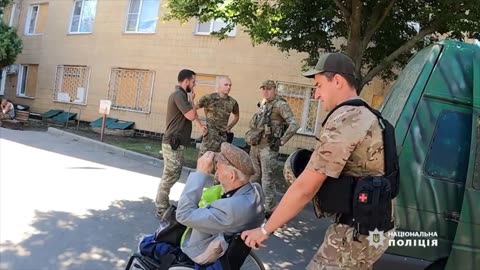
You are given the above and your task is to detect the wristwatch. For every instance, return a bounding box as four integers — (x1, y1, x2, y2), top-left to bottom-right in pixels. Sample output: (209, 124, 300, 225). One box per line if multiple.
(260, 222, 271, 236)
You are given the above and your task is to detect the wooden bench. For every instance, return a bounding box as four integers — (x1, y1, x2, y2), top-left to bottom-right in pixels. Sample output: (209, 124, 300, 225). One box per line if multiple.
(1, 110, 30, 130)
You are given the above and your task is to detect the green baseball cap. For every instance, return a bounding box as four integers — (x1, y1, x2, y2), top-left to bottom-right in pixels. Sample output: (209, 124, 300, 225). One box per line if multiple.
(302, 53, 355, 78)
(260, 80, 277, 89)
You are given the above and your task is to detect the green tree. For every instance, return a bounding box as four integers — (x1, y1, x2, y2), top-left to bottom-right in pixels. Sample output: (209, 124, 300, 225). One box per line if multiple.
(165, 0, 479, 90)
(0, 0, 22, 69)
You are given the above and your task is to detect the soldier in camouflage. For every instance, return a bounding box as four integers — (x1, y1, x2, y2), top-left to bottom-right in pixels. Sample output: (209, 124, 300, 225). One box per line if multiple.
(241, 53, 394, 270)
(196, 77, 240, 157)
(246, 80, 299, 216)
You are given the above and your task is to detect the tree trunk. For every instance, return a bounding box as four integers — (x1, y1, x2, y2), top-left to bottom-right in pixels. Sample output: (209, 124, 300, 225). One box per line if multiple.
(346, 0, 363, 80)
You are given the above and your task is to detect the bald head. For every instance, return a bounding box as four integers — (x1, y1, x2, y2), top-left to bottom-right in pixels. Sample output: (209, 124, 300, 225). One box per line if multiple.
(217, 77, 232, 97)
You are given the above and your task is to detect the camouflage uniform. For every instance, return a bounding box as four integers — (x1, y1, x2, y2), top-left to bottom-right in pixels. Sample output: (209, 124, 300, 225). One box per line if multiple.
(198, 93, 239, 157)
(305, 104, 395, 270)
(156, 143, 185, 211)
(248, 86, 299, 213)
(156, 86, 193, 215)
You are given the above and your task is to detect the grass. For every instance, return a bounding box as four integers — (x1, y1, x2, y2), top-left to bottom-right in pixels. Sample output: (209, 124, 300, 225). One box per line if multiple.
(69, 129, 201, 169)
(108, 139, 199, 168)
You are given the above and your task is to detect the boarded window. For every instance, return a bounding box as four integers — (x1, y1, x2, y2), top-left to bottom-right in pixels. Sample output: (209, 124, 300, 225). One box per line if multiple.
(3, 2, 18, 27)
(108, 68, 154, 113)
(277, 82, 319, 135)
(25, 4, 48, 34)
(54, 65, 90, 104)
(195, 74, 219, 98)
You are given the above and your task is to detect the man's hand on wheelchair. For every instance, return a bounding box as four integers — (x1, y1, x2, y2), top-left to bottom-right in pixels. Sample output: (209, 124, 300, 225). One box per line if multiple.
(241, 228, 268, 250)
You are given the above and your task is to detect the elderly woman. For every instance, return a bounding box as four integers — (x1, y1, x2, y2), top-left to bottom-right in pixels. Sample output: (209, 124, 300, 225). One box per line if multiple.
(0, 97, 15, 120)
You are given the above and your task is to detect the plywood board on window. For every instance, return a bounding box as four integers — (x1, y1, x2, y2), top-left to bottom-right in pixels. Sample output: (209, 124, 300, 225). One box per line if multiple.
(35, 4, 49, 33)
(195, 74, 217, 98)
(282, 96, 303, 126)
(109, 69, 154, 112)
(25, 64, 38, 97)
(3, 5, 12, 25)
(6, 73, 18, 97)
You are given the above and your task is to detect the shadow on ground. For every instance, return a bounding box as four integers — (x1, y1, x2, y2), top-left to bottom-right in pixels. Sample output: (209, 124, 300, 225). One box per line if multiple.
(257, 207, 330, 269)
(0, 198, 158, 270)
(0, 197, 326, 270)
(0, 128, 429, 270)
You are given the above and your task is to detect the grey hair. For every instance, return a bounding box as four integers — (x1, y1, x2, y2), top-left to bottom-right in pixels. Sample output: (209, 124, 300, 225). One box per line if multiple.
(224, 165, 249, 184)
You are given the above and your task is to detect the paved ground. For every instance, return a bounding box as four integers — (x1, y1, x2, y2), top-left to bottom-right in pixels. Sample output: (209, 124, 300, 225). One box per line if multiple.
(0, 127, 430, 270)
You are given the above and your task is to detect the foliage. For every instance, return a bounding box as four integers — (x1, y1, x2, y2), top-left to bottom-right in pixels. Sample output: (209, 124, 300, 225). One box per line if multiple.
(165, 0, 480, 89)
(0, 0, 23, 69)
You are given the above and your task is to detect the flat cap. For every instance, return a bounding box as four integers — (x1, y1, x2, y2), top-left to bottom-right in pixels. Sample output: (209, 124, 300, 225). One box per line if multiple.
(260, 80, 276, 89)
(215, 142, 255, 176)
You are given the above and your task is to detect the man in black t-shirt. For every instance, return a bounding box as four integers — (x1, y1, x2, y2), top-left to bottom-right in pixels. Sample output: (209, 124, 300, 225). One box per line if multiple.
(155, 69, 207, 217)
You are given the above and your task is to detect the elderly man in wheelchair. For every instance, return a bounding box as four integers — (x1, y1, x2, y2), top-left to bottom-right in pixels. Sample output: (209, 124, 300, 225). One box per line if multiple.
(126, 143, 266, 270)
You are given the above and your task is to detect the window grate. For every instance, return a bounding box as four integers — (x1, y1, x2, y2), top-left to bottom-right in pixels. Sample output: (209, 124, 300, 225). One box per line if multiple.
(108, 68, 154, 113)
(277, 81, 319, 135)
(54, 65, 90, 104)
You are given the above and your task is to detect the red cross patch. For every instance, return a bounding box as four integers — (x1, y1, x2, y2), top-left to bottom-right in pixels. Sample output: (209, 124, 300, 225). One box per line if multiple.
(358, 192, 368, 203)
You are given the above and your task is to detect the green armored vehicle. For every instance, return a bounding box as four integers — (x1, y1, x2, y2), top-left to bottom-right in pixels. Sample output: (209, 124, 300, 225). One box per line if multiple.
(379, 39, 480, 270)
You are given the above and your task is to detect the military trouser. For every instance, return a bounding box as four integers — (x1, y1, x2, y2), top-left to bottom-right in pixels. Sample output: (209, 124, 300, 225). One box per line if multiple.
(155, 143, 185, 213)
(198, 132, 227, 158)
(306, 223, 394, 270)
(249, 144, 278, 212)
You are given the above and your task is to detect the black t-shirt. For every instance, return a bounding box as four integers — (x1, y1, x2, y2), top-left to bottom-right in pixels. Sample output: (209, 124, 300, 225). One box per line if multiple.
(162, 86, 193, 147)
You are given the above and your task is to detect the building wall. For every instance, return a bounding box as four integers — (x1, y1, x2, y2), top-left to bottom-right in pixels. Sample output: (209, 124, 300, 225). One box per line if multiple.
(3, 0, 390, 154)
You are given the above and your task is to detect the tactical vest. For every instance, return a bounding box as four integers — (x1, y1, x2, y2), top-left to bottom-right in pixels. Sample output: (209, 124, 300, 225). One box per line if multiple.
(245, 98, 287, 147)
(313, 99, 400, 235)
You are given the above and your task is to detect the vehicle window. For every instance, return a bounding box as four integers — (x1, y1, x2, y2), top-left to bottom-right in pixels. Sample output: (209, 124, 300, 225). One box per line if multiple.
(380, 45, 438, 126)
(425, 111, 472, 183)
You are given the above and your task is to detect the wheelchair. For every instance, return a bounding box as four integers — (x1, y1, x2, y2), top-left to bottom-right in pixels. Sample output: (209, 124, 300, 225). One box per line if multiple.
(125, 234, 265, 270)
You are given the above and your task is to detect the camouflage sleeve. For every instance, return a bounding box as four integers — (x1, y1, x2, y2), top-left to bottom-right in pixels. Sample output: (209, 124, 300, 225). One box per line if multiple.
(306, 106, 375, 178)
(232, 99, 239, 115)
(198, 95, 208, 109)
(278, 101, 300, 144)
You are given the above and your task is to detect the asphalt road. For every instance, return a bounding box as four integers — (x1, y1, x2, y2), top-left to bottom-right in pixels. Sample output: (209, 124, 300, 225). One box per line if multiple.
(0, 127, 430, 270)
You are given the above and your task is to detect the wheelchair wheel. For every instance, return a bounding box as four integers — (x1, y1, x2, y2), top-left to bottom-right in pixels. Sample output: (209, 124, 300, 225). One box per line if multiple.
(240, 252, 265, 270)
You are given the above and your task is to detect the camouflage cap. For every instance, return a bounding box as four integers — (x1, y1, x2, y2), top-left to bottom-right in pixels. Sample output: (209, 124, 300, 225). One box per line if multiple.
(302, 53, 355, 78)
(215, 142, 255, 176)
(260, 80, 277, 89)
